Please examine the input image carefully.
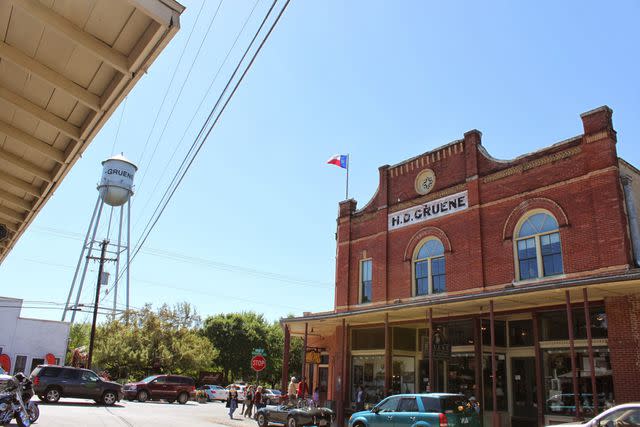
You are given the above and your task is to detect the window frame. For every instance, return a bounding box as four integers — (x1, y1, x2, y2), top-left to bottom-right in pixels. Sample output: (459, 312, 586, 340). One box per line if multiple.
(359, 258, 373, 304)
(412, 237, 446, 296)
(513, 209, 564, 282)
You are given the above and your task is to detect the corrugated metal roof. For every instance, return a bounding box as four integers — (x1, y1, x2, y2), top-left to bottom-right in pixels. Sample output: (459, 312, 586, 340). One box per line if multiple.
(0, 0, 184, 263)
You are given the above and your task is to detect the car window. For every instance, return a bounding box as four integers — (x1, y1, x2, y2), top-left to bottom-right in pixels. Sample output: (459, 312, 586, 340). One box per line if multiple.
(421, 397, 440, 413)
(376, 396, 401, 413)
(142, 375, 158, 383)
(62, 369, 80, 380)
(398, 397, 419, 412)
(81, 371, 99, 382)
(599, 408, 640, 426)
(153, 377, 167, 384)
(42, 367, 62, 377)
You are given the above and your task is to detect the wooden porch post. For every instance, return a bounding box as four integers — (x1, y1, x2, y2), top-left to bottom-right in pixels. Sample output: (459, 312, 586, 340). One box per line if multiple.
(532, 312, 544, 427)
(566, 290, 581, 419)
(282, 325, 290, 392)
(490, 300, 500, 427)
(583, 288, 598, 415)
(384, 313, 391, 395)
(473, 316, 482, 401)
(428, 308, 434, 392)
(302, 322, 308, 390)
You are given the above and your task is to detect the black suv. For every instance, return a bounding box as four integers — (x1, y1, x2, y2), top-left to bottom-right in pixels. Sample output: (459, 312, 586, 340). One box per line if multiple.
(31, 365, 123, 405)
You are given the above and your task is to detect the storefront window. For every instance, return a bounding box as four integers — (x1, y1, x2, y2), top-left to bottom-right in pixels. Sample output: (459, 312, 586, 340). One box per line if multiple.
(482, 354, 507, 411)
(438, 320, 475, 346)
(352, 328, 385, 350)
(393, 327, 417, 351)
(543, 348, 614, 417)
(392, 356, 415, 394)
(509, 320, 533, 347)
(539, 307, 608, 341)
(447, 353, 477, 398)
(352, 356, 385, 405)
(481, 320, 506, 347)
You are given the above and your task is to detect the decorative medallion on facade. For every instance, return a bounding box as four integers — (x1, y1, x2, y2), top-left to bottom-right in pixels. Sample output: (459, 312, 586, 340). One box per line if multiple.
(415, 169, 436, 195)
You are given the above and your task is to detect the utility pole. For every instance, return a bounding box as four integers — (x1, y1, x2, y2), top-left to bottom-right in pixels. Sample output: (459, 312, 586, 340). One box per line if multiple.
(87, 239, 109, 370)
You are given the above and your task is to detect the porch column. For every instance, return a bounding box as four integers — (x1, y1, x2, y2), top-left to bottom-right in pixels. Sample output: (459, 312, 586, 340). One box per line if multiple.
(428, 308, 434, 392)
(583, 288, 598, 415)
(384, 313, 391, 395)
(565, 290, 581, 419)
(490, 300, 499, 427)
(302, 323, 308, 388)
(282, 325, 291, 392)
(532, 312, 544, 427)
(473, 317, 482, 400)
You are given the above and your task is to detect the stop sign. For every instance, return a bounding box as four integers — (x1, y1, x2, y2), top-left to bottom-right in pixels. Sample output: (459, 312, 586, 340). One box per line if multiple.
(251, 355, 266, 372)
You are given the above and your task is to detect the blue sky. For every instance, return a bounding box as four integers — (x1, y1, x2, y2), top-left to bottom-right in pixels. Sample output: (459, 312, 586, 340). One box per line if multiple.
(1, 0, 639, 323)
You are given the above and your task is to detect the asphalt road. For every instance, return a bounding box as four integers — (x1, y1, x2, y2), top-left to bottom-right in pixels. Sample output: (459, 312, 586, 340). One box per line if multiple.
(10, 398, 261, 427)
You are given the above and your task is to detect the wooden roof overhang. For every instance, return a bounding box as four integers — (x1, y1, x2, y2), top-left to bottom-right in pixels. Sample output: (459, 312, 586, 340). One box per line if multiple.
(283, 270, 640, 337)
(0, 0, 185, 263)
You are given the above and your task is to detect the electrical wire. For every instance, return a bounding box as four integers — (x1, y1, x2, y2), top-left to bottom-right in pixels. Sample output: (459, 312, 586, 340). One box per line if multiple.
(110, 96, 128, 155)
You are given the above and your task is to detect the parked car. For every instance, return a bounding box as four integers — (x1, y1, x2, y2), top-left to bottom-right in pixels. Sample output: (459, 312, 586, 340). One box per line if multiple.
(30, 365, 123, 405)
(197, 384, 228, 402)
(545, 402, 640, 426)
(123, 374, 195, 404)
(263, 389, 283, 405)
(349, 393, 481, 427)
(256, 401, 334, 427)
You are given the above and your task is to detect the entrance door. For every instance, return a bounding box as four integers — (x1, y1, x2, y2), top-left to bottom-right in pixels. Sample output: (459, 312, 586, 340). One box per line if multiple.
(511, 357, 537, 427)
(318, 367, 328, 405)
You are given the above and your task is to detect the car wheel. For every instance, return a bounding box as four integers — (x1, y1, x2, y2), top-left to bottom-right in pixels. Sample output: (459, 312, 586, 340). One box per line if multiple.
(102, 390, 117, 406)
(287, 416, 298, 427)
(45, 387, 61, 403)
(137, 390, 149, 402)
(257, 413, 269, 427)
(177, 392, 189, 405)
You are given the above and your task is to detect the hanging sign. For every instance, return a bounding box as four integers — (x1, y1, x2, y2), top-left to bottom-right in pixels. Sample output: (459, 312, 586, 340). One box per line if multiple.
(388, 191, 468, 230)
(431, 330, 451, 360)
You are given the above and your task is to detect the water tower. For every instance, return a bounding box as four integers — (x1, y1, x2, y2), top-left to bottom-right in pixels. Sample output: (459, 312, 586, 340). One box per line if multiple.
(62, 154, 137, 323)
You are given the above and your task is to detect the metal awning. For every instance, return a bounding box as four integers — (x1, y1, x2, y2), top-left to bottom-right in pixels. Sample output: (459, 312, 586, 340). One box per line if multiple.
(0, 0, 185, 263)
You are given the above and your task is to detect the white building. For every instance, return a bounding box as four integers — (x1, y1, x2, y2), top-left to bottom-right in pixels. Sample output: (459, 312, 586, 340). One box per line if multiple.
(0, 297, 70, 375)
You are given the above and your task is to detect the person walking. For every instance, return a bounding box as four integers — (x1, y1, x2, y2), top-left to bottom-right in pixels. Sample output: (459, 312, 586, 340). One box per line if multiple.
(287, 376, 297, 401)
(227, 385, 239, 419)
(254, 386, 264, 411)
(244, 385, 255, 418)
(355, 385, 365, 411)
(297, 377, 308, 400)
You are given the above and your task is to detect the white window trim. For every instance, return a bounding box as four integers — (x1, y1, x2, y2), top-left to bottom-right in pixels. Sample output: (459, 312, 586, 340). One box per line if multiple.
(359, 258, 373, 305)
(411, 237, 445, 296)
(513, 209, 564, 282)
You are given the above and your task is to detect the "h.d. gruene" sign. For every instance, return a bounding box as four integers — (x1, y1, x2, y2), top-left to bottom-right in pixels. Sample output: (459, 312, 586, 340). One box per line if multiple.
(388, 191, 468, 230)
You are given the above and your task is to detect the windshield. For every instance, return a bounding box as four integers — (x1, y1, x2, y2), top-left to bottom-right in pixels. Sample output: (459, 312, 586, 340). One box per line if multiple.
(141, 376, 158, 383)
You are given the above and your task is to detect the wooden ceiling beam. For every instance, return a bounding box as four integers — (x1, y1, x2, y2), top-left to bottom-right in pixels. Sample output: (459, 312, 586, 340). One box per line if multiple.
(0, 41, 101, 111)
(0, 149, 52, 182)
(0, 188, 31, 211)
(0, 204, 25, 222)
(10, 0, 131, 75)
(0, 170, 40, 196)
(0, 86, 82, 141)
(0, 119, 66, 163)
(125, 0, 178, 27)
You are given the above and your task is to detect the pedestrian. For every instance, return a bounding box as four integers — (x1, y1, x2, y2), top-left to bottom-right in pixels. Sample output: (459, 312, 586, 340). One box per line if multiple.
(297, 377, 308, 400)
(312, 387, 320, 405)
(227, 385, 239, 419)
(254, 386, 264, 411)
(288, 376, 297, 400)
(244, 385, 255, 417)
(355, 385, 365, 411)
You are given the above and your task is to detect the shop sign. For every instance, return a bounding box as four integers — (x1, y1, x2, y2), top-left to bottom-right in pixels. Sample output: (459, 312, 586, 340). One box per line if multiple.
(305, 350, 321, 364)
(424, 330, 451, 360)
(388, 191, 468, 230)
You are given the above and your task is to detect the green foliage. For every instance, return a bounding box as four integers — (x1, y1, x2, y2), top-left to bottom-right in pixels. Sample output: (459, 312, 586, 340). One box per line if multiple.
(65, 323, 90, 364)
(93, 302, 217, 381)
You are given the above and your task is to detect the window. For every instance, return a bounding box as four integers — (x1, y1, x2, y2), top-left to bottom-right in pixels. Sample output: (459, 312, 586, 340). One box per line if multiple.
(515, 212, 563, 280)
(538, 307, 608, 341)
(397, 397, 419, 412)
(353, 356, 386, 404)
(509, 320, 533, 347)
(376, 396, 401, 412)
(13, 355, 26, 374)
(360, 259, 372, 304)
(352, 328, 385, 350)
(599, 408, 640, 425)
(414, 238, 446, 295)
(30, 358, 44, 373)
(393, 327, 417, 351)
(62, 369, 80, 379)
(81, 370, 99, 382)
(41, 367, 62, 377)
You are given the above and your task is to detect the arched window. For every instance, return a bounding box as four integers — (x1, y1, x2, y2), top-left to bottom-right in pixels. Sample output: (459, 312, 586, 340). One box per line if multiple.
(515, 212, 563, 280)
(414, 238, 445, 295)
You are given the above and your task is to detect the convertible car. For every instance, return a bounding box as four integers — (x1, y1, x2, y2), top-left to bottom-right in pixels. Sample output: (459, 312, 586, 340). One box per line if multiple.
(255, 402, 335, 427)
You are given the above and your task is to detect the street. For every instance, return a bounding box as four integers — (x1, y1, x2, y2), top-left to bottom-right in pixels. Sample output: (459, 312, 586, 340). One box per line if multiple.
(12, 398, 260, 427)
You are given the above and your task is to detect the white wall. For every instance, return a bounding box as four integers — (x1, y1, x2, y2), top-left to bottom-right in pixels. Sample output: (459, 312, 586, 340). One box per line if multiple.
(0, 297, 70, 374)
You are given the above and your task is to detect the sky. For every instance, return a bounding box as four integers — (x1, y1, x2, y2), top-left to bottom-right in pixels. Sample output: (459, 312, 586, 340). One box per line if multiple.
(1, 0, 639, 324)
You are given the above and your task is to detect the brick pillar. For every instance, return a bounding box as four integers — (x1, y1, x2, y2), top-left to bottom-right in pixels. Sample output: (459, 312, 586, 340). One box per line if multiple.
(605, 294, 640, 403)
(463, 129, 486, 289)
(335, 200, 356, 310)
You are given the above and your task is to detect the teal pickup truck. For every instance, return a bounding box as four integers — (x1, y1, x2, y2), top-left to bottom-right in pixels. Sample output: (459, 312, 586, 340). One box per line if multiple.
(348, 393, 481, 427)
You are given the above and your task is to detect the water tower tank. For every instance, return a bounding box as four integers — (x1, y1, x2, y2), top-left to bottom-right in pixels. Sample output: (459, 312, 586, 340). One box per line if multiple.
(98, 154, 137, 206)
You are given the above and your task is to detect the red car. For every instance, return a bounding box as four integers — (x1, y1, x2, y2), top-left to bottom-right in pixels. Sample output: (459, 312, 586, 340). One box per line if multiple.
(123, 374, 195, 404)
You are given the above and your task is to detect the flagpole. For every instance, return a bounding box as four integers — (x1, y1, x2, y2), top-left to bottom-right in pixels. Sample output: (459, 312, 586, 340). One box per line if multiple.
(346, 154, 350, 200)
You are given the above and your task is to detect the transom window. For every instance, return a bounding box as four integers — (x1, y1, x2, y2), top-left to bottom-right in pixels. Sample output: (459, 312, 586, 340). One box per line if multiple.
(360, 259, 372, 304)
(414, 238, 446, 296)
(515, 212, 563, 280)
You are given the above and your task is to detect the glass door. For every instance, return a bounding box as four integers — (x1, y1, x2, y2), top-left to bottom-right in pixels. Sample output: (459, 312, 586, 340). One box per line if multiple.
(511, 357, 537, 427)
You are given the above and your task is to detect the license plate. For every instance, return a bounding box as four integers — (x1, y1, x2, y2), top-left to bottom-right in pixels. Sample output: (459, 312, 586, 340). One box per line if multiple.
(461, 417, 469, 424)
(319, 420, 327, 426)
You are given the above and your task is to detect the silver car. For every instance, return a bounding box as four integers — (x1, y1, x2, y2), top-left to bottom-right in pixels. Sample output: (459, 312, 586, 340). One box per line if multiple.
(547, 403, 640, 427)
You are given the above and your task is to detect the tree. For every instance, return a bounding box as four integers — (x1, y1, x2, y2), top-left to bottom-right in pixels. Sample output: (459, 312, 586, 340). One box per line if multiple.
(65, 322, 90, 364)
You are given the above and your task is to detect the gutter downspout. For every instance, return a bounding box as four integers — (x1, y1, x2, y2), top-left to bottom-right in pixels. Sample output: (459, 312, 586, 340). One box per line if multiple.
(621, 175, 640, 267)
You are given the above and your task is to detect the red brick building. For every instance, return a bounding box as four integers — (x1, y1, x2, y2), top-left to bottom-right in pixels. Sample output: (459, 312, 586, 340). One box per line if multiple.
(282, 106, 640, 427)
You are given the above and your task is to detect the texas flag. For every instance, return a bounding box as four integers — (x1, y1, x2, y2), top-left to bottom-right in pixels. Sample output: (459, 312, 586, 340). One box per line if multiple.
(327, 154, 348, 169)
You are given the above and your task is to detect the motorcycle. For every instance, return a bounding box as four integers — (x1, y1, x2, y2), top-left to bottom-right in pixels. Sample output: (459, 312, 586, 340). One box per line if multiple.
(0, 372, 39, 426)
